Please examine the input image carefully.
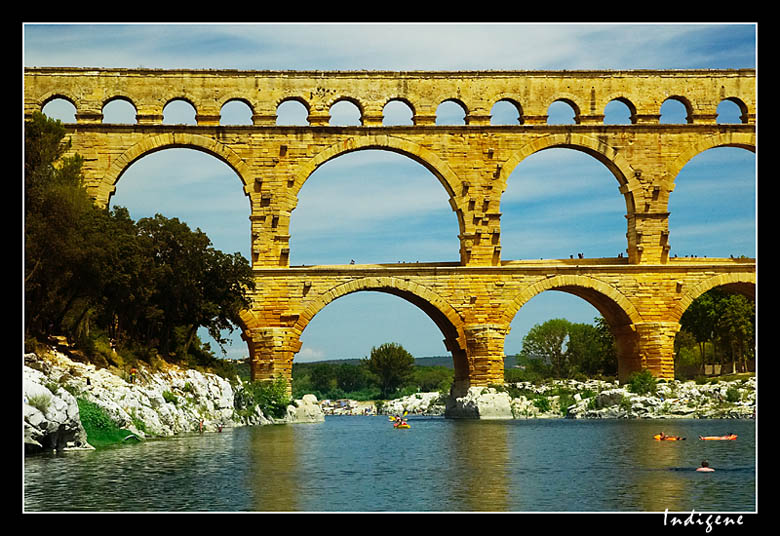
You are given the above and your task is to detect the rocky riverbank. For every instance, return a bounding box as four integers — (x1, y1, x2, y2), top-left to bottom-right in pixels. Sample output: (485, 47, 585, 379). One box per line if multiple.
(24, 346, 755, 454)
(23, 348, 324, 454)
(391, 377, 756, 420)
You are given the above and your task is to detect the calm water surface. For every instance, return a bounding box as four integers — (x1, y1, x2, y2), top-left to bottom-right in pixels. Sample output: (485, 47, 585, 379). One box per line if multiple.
(24, 417, 756, 512)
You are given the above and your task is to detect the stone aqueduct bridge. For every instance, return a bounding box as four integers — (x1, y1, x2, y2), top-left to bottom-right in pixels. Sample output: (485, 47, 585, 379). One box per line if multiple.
(24, 67, 756, 394)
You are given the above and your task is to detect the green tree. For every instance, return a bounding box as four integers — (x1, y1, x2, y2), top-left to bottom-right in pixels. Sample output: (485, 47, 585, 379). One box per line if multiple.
(567, 322, 605, 376)
(335, 362, 372, 393)
(25, 112, 255, 366)
(680, 289, 755, 375)
(714, 293, 755, 373)
(520, 318, 572, 378)
(364, 343, 415, 399)
(134, 214, 254, 357)
(25, 111, 109, 340)
(592, 316, 618, 375)
(680, 291, 718, 374)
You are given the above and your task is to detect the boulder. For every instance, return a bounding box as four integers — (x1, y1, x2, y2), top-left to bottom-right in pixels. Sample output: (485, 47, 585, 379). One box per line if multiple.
(24, 365, 91, 453)
(445, 387, 513, 419)
(282, 394, 325, 423)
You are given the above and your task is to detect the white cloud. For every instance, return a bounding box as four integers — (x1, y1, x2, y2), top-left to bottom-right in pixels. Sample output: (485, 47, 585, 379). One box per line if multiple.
(24, 23, 755, 71)
(296, 346, 326, 362)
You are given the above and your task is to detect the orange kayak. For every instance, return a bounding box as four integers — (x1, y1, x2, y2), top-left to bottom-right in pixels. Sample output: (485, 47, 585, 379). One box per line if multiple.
(699, 434, 737, 440)
(653, 434, 685, 441)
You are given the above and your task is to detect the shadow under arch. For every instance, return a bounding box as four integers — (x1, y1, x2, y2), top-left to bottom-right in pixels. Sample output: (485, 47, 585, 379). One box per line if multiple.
(292, 277, 470, 386)
(290, 135, 467, 235)
(98, 132, 252, 208)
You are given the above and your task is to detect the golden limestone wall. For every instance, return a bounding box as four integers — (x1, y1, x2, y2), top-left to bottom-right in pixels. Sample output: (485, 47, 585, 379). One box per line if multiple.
(24, 68, 756, 390)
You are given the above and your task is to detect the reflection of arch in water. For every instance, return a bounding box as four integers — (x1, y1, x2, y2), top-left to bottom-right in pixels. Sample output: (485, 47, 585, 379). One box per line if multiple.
(292, 277, 469, 384)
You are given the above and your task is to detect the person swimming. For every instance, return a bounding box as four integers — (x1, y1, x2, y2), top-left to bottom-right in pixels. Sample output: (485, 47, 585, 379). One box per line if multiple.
(696, 460, 715, 472)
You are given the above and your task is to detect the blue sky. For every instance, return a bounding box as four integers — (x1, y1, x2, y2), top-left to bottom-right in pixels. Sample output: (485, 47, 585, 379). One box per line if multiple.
(24, 23, 757, 362)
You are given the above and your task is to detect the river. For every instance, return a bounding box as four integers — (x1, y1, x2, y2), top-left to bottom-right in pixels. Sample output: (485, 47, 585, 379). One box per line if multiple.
(24, 417, 756, 513)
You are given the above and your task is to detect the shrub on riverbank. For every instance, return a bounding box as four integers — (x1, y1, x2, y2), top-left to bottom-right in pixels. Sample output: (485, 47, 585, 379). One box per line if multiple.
(76, 398, 138, 448)
(234, 376, 292, 420)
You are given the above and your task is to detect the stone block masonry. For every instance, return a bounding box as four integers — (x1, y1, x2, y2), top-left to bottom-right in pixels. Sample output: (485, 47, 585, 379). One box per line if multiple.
(24, 68, 756, 392)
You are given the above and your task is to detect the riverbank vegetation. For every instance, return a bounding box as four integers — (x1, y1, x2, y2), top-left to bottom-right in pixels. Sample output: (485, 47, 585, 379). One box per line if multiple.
(291, 344, 454, 401)
(24, 112, 254, 377)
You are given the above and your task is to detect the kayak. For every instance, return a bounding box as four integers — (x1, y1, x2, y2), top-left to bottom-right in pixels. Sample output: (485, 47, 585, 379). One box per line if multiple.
(699, 434, 737, 440)
(653, 434, 685, 441)
(394, 423, 410, 429)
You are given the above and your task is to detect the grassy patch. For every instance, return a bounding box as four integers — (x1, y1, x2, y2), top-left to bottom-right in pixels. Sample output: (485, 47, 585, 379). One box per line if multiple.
(77, 398, 138, 448)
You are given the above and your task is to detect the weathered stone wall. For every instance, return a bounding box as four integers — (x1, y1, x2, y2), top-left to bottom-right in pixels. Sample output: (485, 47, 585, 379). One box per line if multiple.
(24, 68, 757, 390)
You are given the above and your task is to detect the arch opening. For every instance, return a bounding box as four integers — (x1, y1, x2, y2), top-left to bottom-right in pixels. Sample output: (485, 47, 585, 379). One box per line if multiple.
(547, 100, 578, 125)
(293, 285, 467, 393)
(329, 99, 362, 126)
(383, 99, 414, 126)
(163, 99, 197, 125)
(41, 97, 76, 123)
(500, 147, 629, 260)
(505, 282, 638, 380)
(289, 149, 461, 266)
(220, 99, 253, 125)
(675, 281, 756, 379)
(660, 97, 691, 124)
(490, 100, 522, 125)
(110, 147, 252, 360)
(102, 97, 137, 124)
(668, 146, 755, 259)
(603, 99, 635, 125)
(436, 100, 467, 125)
(296, 290, 459, 363)
(716, 98, 747, 124)
(277, 99, 310, 126)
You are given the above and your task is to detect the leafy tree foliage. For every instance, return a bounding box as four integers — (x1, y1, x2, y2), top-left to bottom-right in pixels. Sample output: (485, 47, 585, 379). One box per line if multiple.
(518, 317, 618, 379)
(679, 289, 755, 374)
(24, 112, 254, 363)
(364, 342, 416, 399)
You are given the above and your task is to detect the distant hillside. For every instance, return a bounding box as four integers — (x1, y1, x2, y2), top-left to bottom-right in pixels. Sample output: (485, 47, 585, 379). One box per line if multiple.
(292, 355, 518, 369)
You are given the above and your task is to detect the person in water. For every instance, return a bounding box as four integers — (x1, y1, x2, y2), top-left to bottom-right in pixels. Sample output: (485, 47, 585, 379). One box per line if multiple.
(696, 461, 715, 472)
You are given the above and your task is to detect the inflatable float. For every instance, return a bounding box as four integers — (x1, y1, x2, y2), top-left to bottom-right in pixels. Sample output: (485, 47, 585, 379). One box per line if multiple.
(699, 434, 737, 440)
(653, 434, 685, 441)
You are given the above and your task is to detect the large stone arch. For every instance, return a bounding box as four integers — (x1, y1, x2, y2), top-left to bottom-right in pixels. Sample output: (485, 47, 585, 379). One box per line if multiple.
(95, 132, 252, 208)
(289, 135, 467, 234)
(673, 272, 756, 322)
(292, 276, 470, 382)
(496, 133, 643, 211)
(293, 276, 466, 347)
(502, 274, 642, 329)
(292, 135, 462, 200)
(502, 274, 646, 381)
(667, 131, 756, 184)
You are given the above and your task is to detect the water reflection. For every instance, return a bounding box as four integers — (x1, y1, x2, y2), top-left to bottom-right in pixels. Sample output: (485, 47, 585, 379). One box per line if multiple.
(24, 418, 755, 512)
(446, 421, 512, 511)
(247, 425, 303, 511)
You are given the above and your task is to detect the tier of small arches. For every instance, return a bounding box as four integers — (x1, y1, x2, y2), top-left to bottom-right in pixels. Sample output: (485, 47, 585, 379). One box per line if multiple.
(40, 94, 750, 127)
